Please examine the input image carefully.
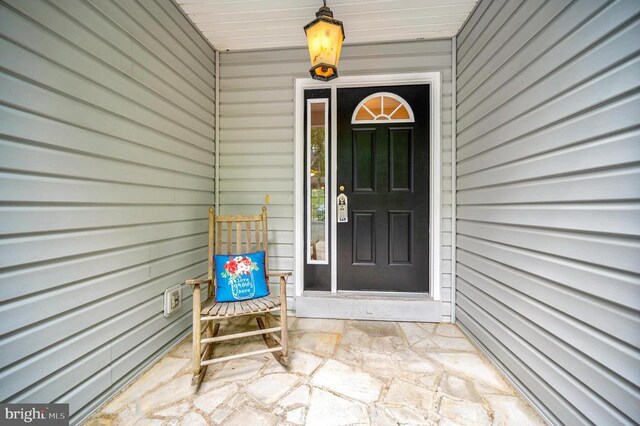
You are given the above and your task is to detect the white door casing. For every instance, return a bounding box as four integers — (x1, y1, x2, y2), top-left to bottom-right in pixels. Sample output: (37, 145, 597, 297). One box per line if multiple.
(294, 73, 442, 321)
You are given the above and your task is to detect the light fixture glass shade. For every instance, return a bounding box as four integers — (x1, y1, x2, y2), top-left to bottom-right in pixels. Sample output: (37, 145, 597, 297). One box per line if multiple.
(304, 6, 344, 82)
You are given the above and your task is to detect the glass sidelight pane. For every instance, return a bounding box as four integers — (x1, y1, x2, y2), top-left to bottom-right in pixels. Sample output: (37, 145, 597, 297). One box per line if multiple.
(307, 99, 328, 263)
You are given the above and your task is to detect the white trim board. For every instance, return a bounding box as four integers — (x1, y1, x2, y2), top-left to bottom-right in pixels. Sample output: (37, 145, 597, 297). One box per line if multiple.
(450, 37, 458, 323)
(294, 72, 443, 322)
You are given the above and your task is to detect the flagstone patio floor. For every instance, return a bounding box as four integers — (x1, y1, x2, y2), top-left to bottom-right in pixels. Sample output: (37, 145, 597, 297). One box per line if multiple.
(85, 317, 545, 425)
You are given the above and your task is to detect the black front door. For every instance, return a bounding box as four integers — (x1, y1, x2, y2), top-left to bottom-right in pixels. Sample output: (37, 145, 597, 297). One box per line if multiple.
(337, 85, 430, 292)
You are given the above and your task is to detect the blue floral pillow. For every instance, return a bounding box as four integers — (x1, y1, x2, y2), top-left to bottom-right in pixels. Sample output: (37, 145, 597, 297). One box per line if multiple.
(214, 251, 269, 302)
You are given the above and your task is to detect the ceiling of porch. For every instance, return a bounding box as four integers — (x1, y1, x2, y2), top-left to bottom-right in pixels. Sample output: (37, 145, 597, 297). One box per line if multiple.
(176, 0, 479, 51)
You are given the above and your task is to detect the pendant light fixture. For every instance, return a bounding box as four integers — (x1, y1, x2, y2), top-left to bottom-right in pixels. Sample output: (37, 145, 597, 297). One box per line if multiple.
(304, 0, 345, 81)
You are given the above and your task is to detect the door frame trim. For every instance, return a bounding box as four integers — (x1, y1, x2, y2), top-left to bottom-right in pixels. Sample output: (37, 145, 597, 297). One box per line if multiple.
(294, 73, 442, 313)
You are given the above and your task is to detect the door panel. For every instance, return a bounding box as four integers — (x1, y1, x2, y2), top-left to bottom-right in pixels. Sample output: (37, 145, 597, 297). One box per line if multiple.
(337, 85, 429, 293)
(353, 130, 375, 192)
(390, 129, 412, 192)
(389, 211, 412, 264)
(353, 211, 376, 264)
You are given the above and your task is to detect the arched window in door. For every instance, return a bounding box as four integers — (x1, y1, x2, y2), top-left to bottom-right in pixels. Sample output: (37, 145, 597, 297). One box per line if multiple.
(351, 92, 415, 124)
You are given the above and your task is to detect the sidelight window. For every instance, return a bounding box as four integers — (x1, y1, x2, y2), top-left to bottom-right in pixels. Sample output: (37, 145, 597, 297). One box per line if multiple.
(307, 99, 329, 263)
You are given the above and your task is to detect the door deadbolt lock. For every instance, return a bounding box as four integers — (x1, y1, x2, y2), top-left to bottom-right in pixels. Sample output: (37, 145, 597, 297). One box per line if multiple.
(339, 185, 345, 192)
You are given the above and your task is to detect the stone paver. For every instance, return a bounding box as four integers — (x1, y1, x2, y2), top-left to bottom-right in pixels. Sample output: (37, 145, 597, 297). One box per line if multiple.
(86, 319, 546, 426)
(307, 388, 368, 426)
(310, 359, 384, 403)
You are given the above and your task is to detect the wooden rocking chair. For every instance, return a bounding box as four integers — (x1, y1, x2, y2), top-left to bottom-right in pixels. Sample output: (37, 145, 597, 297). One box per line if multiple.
(185, 207, 290, 386)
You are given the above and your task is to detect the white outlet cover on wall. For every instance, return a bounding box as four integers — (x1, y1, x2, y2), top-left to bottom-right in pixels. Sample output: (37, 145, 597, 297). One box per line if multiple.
(164, 284, 182, 317)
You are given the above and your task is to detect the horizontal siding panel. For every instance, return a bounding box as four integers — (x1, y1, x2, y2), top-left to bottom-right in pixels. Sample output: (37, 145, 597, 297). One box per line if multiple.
(0, 0, 215, 421)
(220, 154, 293, 167)
(151, 0, 215, 64)
(0, 11, 213, 144)
(1, 291, 191, 402)
(458, 56, 640, 155)
(457, 250, 640, 348)
(111, 0, 213, 78)
(63, 316, 190, 418)
(265, 243, 294, 258)
(0, 260, 204, 366)
(7, 0, 130, 73)
(0, 205, 207, 235)
(457, 0, 593, 100)
(457, 235, 640, 310)
(0, 140, 212, 191)
(221, 76, 298, 90)
(130, 59, 215, 124)
(131, 43, 215, 115)
(457, 92, 640, 176)
(457, 307, 573, 425)
(456, 0, 525, 74)
(457, 270, 640, 393)
(0, 73, 214, 165)
(220, 179, 292, 192)
(266, 257, 294, 272)
(5, 0, 214, 123)
(220, 141, 293, 155)
(457, 167, 640, 204)
(457, 204, 640, 236)
(458, 220, 640, 273)
(220, 128, 293, 142)
(109, 310, 193, 376)
(456, 1, 640, 424)
(457, 294, 617, 426)
(219, 167, 293, 180)
(221, 115, 293, 129)
(66, 325, 191, 424)
(457, 130, 640, 188)
(88, 0, 214, 99)
(0, 234, 206, 303)
(48, 0, 131, 53)
(0, 106, 213, 178)
(21, 346, 111, 408)
(458, 8, 640, 130)
(0, 173, 213, 205)
(0, 219, 207, 269)
(222, 101, 293, 116)
(220, 88, 294, 104)
(23, 311, 192, 413)
(136, 0, 215, 74)
(456, 0, 498, 58)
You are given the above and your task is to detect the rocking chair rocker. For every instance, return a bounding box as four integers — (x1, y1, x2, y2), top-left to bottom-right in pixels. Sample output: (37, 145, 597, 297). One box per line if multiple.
(185, 207, 290, 386)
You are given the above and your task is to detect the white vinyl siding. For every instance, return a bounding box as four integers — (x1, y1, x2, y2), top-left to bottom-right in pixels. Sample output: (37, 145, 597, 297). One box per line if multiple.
(0, 0, 215, 423)
(456, 0, 640, 424)
(219, 40, 454, 320)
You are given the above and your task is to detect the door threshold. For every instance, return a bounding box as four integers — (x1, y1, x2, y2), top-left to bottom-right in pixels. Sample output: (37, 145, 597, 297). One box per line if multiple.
(296, 292, 441, 322)
(304, 290, 432, 300)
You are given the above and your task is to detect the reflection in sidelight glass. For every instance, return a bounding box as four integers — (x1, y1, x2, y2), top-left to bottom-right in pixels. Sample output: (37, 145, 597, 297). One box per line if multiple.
(307, 99, 328, 263)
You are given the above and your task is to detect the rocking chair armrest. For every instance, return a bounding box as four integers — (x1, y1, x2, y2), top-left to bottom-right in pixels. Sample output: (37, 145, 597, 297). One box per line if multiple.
(266, 272, 293, 278)
(185, 278, 213, 286)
